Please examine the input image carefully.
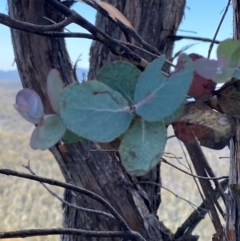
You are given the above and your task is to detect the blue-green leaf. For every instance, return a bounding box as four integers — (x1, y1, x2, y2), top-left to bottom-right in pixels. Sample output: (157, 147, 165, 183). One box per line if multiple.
(59, 81, 133, 142)
(30, 114, 66, 150)
(134, 54, 194, 122)
(119, 119, 167, 176)
(97, 61, 141, 103)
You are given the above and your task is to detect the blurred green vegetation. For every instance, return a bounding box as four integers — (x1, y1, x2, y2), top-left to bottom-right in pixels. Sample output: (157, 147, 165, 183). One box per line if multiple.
(0, 80, 229, 241)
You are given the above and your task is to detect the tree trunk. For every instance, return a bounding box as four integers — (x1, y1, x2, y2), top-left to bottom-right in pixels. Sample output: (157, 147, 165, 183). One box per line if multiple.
(88, 0, 186, 213)
(226, 2, 240, 240)
(88, 0, 185, 78)
(8, 0, 185, 241)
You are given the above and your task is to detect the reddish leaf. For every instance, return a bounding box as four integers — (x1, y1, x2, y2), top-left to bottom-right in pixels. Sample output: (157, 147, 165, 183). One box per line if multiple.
(173, 102, 235, 150)
(186, 53, 217, 101)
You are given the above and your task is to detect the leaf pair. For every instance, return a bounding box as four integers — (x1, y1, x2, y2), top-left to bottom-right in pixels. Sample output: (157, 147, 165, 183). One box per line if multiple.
(194, 39, 240, 83)
(86, 54, 193, 175)
(14, 70, 74, 150)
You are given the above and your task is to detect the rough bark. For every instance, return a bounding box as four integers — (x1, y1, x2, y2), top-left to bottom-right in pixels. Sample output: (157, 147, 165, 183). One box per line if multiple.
(88, 0, 186, 213)
(8, 0, 185, 241)
(88, 0, 185, 79)
(226, 2, 240, 241)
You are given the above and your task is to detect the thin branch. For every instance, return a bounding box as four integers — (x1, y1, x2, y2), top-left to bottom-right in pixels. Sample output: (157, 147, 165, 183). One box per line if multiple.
(168, 35, 220, 44)
(0, 13, 73, 32)
(163, 152, 189, 170)
(22, 162, 115, 220)
(79, 0, 161, 55)
(174, 178, 229, 239)
(39, 31, 96, 39)
(208, 0, 231, 58)
(0, 0, 149, 69)
(46, 0, 149, 68)
(183, 140, 222, 233)
(167, 135, 176, 139)
(136, 181, 208, 212)
(177, 139, 205, 207)
(161, 158, 228, 180)
(0, 228, 144, 240)
(0, 168, 130, 231)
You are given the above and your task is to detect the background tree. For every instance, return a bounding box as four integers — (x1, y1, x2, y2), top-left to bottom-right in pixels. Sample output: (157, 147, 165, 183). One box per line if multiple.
(0, 0, 236, 241)
(5, 0, 185, 241)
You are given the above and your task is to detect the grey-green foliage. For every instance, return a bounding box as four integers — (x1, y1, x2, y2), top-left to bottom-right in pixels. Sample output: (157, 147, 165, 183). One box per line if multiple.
(134, 54, 193, 122)
(119, 119, 167, 176)
(97, 61, 141, 103)
(59, 81, 133, 143)
(57, 54, 193, 175)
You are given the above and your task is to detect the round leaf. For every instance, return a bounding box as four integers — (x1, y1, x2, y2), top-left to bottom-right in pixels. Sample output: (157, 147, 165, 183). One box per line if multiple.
(134, 54, 194, 122)
(30, 114, 66, 150)
(97, 61, 141, 102)
(14, 88, 44, 124)
(59, 81, 133, 143)
(119, 119, 167, 176)
(217, 39, 240, 68)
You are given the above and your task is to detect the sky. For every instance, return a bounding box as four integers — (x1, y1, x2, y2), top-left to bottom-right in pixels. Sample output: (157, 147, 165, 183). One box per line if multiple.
(0, 0, 233, 71)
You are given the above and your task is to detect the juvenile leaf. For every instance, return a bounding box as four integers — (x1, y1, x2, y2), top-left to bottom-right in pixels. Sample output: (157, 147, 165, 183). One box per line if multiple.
(47, 69, 64, 113)
(173, 102, 235, 150)
(97, 61, 141, 102)
(119, 119, 167, 176)
(194, 57, 235, 83)
(134, 54, 193, 122)
(217, 39, 240, 68)
(59, 81, 133, 142)
(14, 88, 44, 124)
(194, 58, 219, 80)
(30, 115, 66, 150)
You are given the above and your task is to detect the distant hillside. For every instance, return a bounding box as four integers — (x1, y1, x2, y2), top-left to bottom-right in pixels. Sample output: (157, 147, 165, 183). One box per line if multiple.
(0, 68, 88, 82)
(0, 78, 230, 241)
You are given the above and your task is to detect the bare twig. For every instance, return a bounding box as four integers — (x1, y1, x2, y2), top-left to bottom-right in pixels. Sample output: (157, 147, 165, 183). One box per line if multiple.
(174, 178, 229, 239)
(22, 162, 115, 220)
(46, 0, 149, 68)
(136, 181, 208, 212)
(168, 35, 220, 44)
(208, 0, 231, 58)
(183, 140, 223, 233)
(161, 158, 228, 181)
(79, 0, 161, 55)
(163, 152, 189, 170)
(177, 140, 205, 207)
(0, 228, 145, 240)
(0, 168, 130, 231)
(73, 54, 82, 82)
(0, 12, 73, 32)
